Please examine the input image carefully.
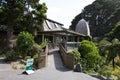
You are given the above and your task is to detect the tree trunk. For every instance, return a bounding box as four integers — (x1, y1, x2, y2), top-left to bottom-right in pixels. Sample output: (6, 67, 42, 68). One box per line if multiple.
(6, 0, 15, 50)
(112, 58, 115, 69)
(6, 26, 13, 50)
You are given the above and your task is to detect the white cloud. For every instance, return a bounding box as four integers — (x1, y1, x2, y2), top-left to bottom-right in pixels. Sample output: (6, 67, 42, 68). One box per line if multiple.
(48, 7, 62, 14)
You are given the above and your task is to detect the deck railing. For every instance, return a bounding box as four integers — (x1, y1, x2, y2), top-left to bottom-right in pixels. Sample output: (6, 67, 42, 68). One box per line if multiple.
(66, 42, 80, 52)
(59, 43, 74, 69)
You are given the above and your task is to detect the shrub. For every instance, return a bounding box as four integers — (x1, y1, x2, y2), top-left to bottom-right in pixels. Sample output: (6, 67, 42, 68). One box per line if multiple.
(29, 43, 42, 69)
(112, 68, 120, 76)
(79, 40, 101, 69)
(115, 56, 120, 66)
(40, 39, 49, 49)
(5, 49, 18, 61)
(71, 49, 81, 64)
(16, 31, 35, 58)
(25, 56, 31, 60)
(29, 43, 42, 57)
(33, 53, 39, 69)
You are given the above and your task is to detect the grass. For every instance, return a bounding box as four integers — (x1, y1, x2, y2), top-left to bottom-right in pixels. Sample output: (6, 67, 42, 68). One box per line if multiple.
(97, 64, 120, 79)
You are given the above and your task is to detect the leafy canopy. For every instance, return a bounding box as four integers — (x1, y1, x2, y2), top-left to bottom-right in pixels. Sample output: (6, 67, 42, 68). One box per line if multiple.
(0, 0, 47, 49)
(69, 0, 120, 37)
(108, 22, 120, 40)
(0, 0, 47, 32)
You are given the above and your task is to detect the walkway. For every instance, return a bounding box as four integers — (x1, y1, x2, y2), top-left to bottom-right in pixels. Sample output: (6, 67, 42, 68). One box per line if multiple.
(0, 50, 99, 80)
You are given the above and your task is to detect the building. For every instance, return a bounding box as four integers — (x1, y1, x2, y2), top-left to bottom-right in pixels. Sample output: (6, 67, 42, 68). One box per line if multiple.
(0, 18, 86, 49)
(36, 18, 86, 49)
(75, 19, 90, 36)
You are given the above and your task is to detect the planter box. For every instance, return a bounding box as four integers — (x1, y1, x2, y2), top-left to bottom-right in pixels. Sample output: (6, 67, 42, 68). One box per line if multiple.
(38, 46, 48, 69)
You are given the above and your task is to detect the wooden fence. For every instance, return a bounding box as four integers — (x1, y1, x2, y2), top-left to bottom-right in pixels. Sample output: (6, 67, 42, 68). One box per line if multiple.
(59, 43, 74, 69)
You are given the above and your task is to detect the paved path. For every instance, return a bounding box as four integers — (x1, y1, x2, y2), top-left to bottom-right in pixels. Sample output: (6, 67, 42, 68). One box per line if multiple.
(0, 50, 99, 80)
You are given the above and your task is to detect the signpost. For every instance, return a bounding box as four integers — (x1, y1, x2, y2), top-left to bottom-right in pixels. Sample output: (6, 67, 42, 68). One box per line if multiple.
(23, 58, 34, 75)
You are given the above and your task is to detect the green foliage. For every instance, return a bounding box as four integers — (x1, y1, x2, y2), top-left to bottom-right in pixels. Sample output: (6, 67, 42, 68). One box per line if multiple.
(5, 49, 18, 61)
(0, 0, 47, 32)
(107, 8, 120, 27)
(40, 39, 49, 49)
(25, 56, 31, 60)
(69, 0, 120, 37)
(98, 70, 112, 77)
(98, 38, 111, 56)
(16, 31, 35, 58)
(83, 36, 92, 41)
(79, 40, 101, 69)
(25, 44, 41, 69)
(106, 39, 120, 68)
(115, 57, 120, 67)
(33, 53, 39, 62)
(0, 0, 47, 49)
(71, 49, 81, 64)
(33, 53, 39, 69)
(99, 38, 120, 69)
(0, 48, 5, 55)
(108, 22, 120, 40)
(30, 43, 42, 57)
(97, 64, 120, 79)
(69, 13, 83, 30)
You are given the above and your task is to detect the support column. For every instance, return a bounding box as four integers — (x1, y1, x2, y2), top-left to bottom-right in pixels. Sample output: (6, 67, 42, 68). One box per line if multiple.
(65, 34, 68, 51)
(42, 34, 44, 42)
(77, 36, 79, 42)
(53, 35, 55, 48)
(66, 35, 68, 42)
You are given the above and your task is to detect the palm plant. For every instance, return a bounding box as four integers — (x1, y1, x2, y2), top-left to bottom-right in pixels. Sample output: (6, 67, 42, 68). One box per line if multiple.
(107, 39, 120, 69)
(99, 38, 120, 69)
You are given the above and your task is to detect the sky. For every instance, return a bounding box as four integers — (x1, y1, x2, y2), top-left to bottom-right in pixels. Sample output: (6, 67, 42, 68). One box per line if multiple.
(40, 0, 95, 28)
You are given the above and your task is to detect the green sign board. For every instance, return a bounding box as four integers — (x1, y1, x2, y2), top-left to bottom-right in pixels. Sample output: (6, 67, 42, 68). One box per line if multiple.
(25, 58, 34, 71)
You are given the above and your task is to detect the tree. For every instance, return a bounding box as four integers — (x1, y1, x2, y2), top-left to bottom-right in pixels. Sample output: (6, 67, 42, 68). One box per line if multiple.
(107, 22, 120, 40)
(107, 8, 120, 27)
(0, 0, 47, 49)
(69, 0, 120, 37)
(69, 13, 83, 30)
(107, 39, 120, 69)
(99, 38, 120, 69)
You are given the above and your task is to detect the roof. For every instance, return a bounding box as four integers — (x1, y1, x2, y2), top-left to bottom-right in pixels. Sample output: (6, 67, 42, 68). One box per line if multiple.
(46, 18, 64, 26)
(42, 18, 64, 31)
(75, 19, 90, 36)
(39, 18, 86, 37)
(38, 29, 86, 37)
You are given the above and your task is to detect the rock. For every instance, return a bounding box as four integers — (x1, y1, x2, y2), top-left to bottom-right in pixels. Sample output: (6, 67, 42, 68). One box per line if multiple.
(19, 59, 26, 64)
(74, 64, 82, 72)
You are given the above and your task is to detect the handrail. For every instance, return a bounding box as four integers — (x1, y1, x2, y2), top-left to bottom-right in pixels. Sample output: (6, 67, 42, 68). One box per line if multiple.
(59, 43, 74, 69)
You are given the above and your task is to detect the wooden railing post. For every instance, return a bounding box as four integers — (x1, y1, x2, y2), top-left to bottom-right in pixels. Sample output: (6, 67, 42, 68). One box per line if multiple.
(38, 46, 48, 69)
